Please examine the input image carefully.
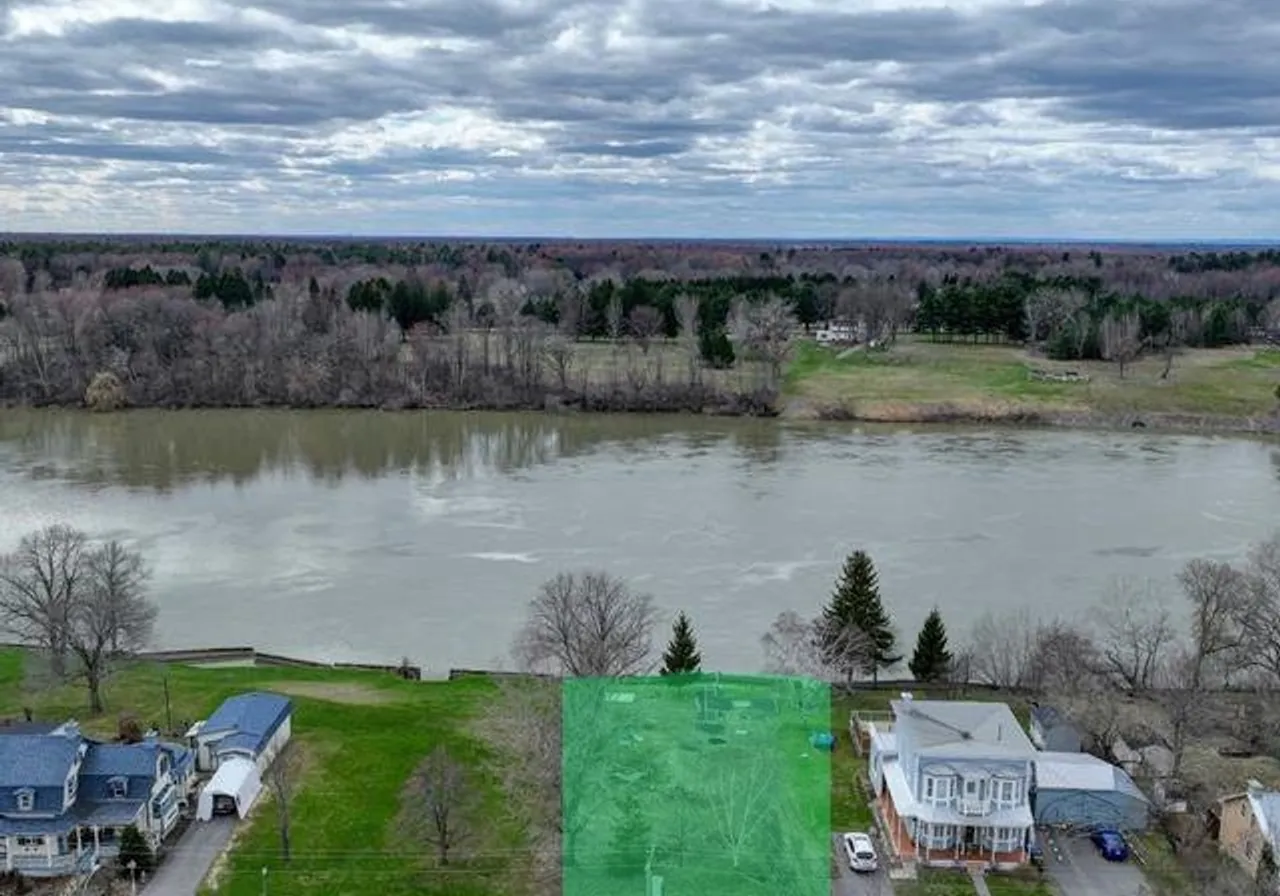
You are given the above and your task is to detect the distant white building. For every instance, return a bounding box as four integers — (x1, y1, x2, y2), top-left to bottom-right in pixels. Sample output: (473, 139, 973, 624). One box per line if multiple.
(814, 320, 860, 345)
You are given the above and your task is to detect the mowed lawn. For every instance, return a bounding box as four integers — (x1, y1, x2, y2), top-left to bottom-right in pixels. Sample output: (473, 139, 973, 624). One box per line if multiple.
(0, 649, 515, 896)
(785, 337, 1280, 419)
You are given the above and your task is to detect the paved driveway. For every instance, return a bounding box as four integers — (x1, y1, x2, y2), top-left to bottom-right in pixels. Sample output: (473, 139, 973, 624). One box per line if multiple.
(1041, 829, 1148, 896)
(144, 817, 236, 895)
(832, 834, 893, 896)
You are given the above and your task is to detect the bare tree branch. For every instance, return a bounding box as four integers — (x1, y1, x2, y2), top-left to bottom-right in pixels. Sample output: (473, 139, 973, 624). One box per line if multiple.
(512, 570, 657, 677)
(1094, 578, 1177, 692)
(403, 744, 475, 866)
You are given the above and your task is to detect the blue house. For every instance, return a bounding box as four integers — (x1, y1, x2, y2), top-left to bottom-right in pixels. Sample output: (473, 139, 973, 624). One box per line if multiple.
(867, 694, 1037, 869)
(0, 721, 193, 877)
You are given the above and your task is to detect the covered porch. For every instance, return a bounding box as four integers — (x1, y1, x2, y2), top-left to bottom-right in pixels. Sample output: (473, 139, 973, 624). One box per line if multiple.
(876, 759, 1033, 870)
(0, 805, 134, 877)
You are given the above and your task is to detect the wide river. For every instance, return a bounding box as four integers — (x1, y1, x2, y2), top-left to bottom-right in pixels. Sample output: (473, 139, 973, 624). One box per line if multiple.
(1, 410, 1277, 676)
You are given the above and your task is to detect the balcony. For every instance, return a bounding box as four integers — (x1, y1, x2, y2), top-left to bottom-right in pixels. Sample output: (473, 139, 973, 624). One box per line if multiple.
(957, 798, 992, 816)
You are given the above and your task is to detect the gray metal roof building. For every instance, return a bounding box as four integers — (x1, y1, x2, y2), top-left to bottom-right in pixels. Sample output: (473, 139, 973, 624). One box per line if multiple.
(1032, 751, 1152, 831)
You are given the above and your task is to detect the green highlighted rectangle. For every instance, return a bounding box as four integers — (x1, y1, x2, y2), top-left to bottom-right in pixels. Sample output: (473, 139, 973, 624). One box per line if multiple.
(563, 674, 831, 896)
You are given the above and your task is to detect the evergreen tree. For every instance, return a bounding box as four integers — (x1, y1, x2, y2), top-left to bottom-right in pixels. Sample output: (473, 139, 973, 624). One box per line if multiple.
(117, 824, 155, 877)
(607, 790, 650, 877)
(820, 550, 900, 683)
(1258, 842, 1277, 896)
(661, 612, 702, 676)
(908, 608, 953, 682)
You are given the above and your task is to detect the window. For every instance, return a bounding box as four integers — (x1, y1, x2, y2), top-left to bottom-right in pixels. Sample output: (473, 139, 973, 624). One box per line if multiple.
(15, 789, 34, 811)
(15, 836, 42, 848)
(997, 779, 1020, 805)
(108, 777, 128, 799)
(925, 777, 934, 799)
(65, 776, 77, 804)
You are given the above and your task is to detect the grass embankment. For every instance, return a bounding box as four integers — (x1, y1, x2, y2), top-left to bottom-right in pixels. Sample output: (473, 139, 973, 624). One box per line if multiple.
(0, 649, 514, 896)
(784, 338, 1280, 427)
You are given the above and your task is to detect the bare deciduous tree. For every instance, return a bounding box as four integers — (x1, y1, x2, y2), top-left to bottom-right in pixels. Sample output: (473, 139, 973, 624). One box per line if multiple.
(1242, 533, 1280, 685)
(0, 527, 155, 711)
(265, 740, 303, 862)
(403, 744, 475, 866)
(728, 295, 796, 386)
(673, 293, 701, 386)
(1179, 558, 1251, 690)
(966, 609, 1039, 689)
(704, 750, 776, 868)
(1100, 312, 1143, 378)
(626, 305, 663, 353)
(761, 611, 823, 678)
(1025, 619, 1099, 695)
(71, 541, 156, 712)
(0, 524, 91, 677)
(1094, 579, 1177, 692)
(512, 570, 657, 677)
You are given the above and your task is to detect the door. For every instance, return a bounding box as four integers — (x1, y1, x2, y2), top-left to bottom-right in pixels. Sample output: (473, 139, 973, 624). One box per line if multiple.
(963, 826, 976, 851)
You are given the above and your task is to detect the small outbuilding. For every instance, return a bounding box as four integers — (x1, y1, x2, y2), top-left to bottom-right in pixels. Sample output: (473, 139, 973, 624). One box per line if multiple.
(1032, 751, 1152, 832)
(195, 757, 262, 821)
(188, 692, 293, 774)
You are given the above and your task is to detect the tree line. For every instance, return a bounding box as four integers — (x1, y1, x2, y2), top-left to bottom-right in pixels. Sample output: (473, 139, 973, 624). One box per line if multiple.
(0, 524, 158, 713)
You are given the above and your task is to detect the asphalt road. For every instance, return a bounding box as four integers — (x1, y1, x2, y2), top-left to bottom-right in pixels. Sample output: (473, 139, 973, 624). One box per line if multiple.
(1041, 829, 1148, 896)
(832, 833, 894, 896)
(144, 817, 236, 895)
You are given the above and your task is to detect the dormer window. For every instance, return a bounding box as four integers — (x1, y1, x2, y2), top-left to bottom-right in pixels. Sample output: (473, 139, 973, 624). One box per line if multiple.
(108, 777, 128, 799)
(15, 788, 34, 811)
(66, 775, 77, 804)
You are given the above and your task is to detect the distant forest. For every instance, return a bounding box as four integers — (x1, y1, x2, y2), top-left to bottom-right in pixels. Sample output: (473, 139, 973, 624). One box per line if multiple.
(0, 237, 1278, 412)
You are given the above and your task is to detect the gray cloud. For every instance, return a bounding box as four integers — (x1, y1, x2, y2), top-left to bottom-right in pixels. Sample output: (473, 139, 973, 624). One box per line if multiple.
(0, 0, 1278, 236)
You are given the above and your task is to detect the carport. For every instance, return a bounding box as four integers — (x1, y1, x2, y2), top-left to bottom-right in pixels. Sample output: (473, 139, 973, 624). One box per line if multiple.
(196, 756, 262, 821)
(1033, 752, 1151, 831)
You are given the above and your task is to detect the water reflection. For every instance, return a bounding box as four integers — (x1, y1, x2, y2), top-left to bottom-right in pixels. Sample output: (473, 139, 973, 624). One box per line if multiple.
(0, 410, 792, 492)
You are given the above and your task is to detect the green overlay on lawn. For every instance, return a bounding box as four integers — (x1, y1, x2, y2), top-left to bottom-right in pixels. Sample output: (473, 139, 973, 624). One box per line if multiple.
(562, 674, 831, 896)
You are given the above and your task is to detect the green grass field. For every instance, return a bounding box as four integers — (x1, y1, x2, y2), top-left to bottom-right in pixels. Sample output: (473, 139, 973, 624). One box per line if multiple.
(0, 649, 514, 896)
(784, 338, 1280, 420)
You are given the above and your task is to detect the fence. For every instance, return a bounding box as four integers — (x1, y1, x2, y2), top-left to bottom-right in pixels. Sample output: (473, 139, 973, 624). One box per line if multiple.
(130, 647, 421, 679)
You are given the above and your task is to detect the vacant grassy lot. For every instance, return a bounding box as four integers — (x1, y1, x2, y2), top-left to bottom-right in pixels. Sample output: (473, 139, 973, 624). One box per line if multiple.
(0, 649, 513, 896)
(784, 338, 1280, 420)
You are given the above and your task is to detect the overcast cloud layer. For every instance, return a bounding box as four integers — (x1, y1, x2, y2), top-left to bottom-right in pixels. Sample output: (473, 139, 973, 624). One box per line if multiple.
(2, 0, 1279, 239)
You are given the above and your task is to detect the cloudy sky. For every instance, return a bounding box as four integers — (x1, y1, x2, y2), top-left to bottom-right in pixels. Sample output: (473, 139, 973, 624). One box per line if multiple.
(1, 0, 1278, 239)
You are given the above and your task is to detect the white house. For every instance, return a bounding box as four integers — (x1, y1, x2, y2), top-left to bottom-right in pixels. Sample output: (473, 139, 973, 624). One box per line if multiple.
(867, 694, 1037, 869)
(188, 693, 292, 823)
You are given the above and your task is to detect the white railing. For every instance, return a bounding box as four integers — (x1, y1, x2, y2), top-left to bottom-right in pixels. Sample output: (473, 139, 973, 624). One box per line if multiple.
(958, 798, 991, 816)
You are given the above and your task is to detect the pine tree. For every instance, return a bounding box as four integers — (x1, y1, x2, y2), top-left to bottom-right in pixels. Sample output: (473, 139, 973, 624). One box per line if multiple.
(908, 608, 953, 682)
(607, 790, 650, 877)
(661, 612, 702, 676)
(820, 550, 900, 682)
(117, 824, 155, 877)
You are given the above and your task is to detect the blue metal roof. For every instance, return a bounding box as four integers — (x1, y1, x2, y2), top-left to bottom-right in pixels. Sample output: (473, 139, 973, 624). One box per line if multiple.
(75, 800, 145, 827)
(0, 814, 78, 836)
(203, 692, 291, 754)
(0, 734, 81, 788)
(81, 744, 159, 779)
(215, 732, 261, 754)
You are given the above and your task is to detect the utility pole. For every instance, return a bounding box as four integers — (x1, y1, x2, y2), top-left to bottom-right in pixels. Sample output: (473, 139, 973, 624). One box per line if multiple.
(128, 860, 137, 896)
(261, 866, 268, 896)
(644, 844, 655, 896)
(163, 676, 173, 734)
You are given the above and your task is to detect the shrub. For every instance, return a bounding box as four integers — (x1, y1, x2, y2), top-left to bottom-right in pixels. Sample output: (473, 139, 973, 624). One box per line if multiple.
(84, 370, 127, 411)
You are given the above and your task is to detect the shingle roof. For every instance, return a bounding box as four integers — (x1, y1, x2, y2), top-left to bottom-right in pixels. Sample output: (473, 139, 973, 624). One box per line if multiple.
(0, 722, 59, 736)
(892, 699, 1036, 757)
(203, 692, 291, 755)
(0, 734, 81, 788)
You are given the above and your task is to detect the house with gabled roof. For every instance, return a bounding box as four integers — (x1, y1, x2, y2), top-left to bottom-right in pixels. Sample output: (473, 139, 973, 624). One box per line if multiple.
(866, 694, 1036, 869)
(0, 721, 193, 877)
(1219, 780, 1280, 884)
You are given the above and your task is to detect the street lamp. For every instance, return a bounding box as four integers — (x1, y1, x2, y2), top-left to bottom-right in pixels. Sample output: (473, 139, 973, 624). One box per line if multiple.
(127, 859, 137, 896)
(261, 865, 268, 896)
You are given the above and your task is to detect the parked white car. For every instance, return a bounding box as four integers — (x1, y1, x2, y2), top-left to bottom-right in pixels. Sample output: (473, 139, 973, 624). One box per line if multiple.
(842, 832, 878, 872)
